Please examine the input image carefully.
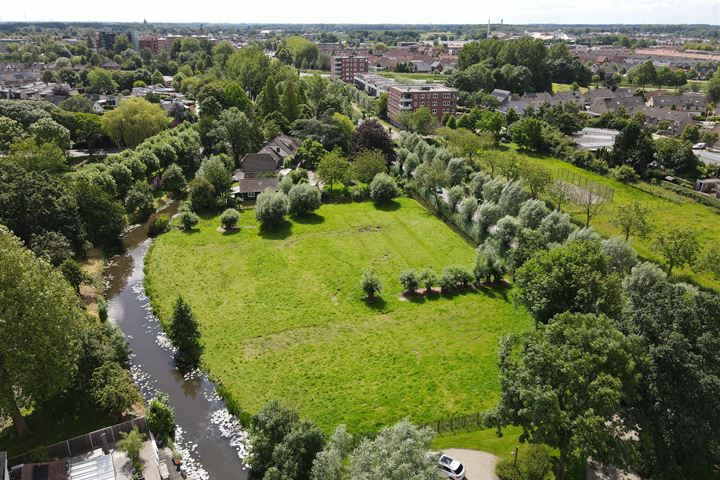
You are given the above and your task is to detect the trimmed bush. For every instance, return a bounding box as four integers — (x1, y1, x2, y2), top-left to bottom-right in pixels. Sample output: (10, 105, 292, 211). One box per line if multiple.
(399, 269, 419, 293)
(288, 183, 321, 216)
(418, 268, 437, 293)
(177, 209, 199, 231)
(220, 208, 240, 230)
(361, 269, 382, 299)
(255, 190, 290, 226)
(610, 165, 640, 184)
(369, 173, 399, 203)
(350, 184, 369, 201)
(439, 265, 474, 292)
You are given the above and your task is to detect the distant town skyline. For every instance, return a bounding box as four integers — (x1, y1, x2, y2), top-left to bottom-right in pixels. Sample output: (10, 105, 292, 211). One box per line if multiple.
(1, 0, 718, 25)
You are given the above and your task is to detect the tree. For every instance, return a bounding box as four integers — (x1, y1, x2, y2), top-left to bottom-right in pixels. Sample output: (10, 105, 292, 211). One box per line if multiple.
(281, 82, 300, 123)
(258, 76, 281, 118)
(101, 97, 169, 147)
(349, 419, 439, 480)
(350, 119, 396, 165)
(360, 269, 382, 300)
(439, 127, 489, 164)
(161, 163, 187, 195)
(29, 117, 71, 150)
(29, 231, 73, 266)
(287, 183, 321, 216)
(197, 155, 232, 195)
(654, 138, 698, 175)
(168, 296, 202, 367)
(268, 419, 325, 480)
(91, 361, 141, 418)
(514, 239, 623, 325)
(59, 95, 94, 113)
(125, 181, 155, 221)
(352, 149, 386, 184)
(248, 400, 300, 475)
(177, 208, 200, 231)
(399, 270, 419, 294)
(0, 227, 83, 438)
(117, 428, 145, 473)
(414, 158, 450, 211)
(611, 201, 652, 241)
(509, 117, 549, 151)
(317, 150, 351, 191)
(520, 161, 553, 198)
(220, 208, 240, 230)
(498, 313, 639, 480)
(147, 392, 175, 443)
(311, 425, 353, 480)
(255, 190, 290, 226)
(73, 113, 105, 151)
(622, 276, 720, 478)
(6, 137, 67, 173)
(59, 258, 88, 294)
(188, 177, 216, 212)
(294, 139, 328, 170)
(612, 118, 655, 174)
(369, 173, 399, 203)
(73, 180, 125, 248)
(574, 187, 607, 228)
(476, 110, 504, 143)
(651, 228, 700, 278)
(630, 60, 657, 90)
(518, 199, 549, 229)
(406, 107, 436, 135)
(0, 116, 26, 151)
(87, 67, 117, 94)
(213, 107, 254, 163)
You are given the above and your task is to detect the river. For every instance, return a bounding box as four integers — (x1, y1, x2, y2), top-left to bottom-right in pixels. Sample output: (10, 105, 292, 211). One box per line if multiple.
(103, 203, 251, 480)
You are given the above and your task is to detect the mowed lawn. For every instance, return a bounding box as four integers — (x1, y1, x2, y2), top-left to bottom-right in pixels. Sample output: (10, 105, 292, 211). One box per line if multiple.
(508, 147, 720, 290)
(145, 198, 532, 433)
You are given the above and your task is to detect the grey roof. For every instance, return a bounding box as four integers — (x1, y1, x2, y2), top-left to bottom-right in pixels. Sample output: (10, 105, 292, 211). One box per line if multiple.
(490, 88, 511, 104)
(241, 153, 279, 173)
(237, 177, 279, 194)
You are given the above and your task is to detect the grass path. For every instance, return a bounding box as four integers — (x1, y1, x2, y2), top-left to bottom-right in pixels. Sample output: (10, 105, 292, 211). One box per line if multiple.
(145, 199, 532, 434)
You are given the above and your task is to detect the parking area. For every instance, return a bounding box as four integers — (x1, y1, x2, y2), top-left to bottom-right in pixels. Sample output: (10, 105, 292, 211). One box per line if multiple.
(442, 448, 500, 480)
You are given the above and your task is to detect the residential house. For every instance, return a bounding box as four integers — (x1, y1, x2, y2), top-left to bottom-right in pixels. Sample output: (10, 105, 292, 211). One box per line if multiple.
(642, 107, 694, 136)
(646, 93, 707, 116)
(696, 178, 720, 197)
(588, 96, 646, 116)
(573, 127, 620, 151)
(430, 61, 443, 73)
(409, 60, 432, 73)
(489, 88, 511, 106)
(232, 134, 299, 200)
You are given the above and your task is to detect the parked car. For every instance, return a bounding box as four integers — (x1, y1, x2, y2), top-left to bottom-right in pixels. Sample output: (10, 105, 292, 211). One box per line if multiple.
(693, 142, 707, 150)
(438, 453, 465, 480)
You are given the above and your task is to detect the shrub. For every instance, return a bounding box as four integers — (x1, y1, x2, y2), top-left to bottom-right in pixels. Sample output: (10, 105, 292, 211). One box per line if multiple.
(220, 208, 240, 230)
(369, 173, 399, 203)
(177, 209, 199, 231)
(279, 175, 294, 194)
(148, 214, 170, 237)
(350, 184, 369, 201)
(26, 445, 48, 463)
(288, 183, 321, 216)
(495, 457, 521, 480)
(439, 265, 474, 292)
(448, 185, 464, 208)
(418, 268, 437, 293)
(147, 392, 175, 443)
(98, 296, 108, 322)
(255, 190, 289, 226)
(360, 269, 382, 299)
(610, 165, 640, 184)
(399, 269, 419, 293)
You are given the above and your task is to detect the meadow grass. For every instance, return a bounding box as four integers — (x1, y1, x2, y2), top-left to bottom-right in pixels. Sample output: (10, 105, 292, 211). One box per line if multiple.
(145, 198, 532, 434)
(505, 145, 720, 290)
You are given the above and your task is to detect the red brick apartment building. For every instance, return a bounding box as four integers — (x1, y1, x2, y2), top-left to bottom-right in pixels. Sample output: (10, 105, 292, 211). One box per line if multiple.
(387, 84, 458, 124)
(331, 55, 369, 83)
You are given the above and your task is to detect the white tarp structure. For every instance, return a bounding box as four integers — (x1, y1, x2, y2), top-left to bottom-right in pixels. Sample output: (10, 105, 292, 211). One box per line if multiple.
(69, 454, 115, 480)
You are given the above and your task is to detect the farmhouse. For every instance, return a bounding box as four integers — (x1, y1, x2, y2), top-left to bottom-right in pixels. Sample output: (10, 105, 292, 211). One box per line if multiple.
(232, 134, 299, 200)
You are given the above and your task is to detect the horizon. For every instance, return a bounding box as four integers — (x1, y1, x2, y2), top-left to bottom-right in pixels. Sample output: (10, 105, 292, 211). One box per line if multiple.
(1, 0, 718, 26)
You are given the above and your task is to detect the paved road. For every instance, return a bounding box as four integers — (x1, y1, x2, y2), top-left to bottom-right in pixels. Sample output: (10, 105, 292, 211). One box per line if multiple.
(694, 149, 720, 166)
(443, 449, 499, 480)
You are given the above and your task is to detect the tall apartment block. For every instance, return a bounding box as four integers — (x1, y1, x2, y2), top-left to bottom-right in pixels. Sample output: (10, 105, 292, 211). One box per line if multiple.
(331, 55, 369, 83)
(387, 84, 458, 124)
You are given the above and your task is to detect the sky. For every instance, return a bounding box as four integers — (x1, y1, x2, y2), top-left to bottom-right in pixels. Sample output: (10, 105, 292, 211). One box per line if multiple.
(0, 0, 718, 25)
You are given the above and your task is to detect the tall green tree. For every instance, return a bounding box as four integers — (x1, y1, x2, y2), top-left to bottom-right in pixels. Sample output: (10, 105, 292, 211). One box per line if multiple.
(498, 312, 640, 480)
(101, 97, 169, 147)
(611, 201, 653, 241)
(0, 227, 83, 438)
(280, 82, 300, 123)
(168, 296, 202, 367)
(651, 228, 700, 278)
(258, 76, 281, 118)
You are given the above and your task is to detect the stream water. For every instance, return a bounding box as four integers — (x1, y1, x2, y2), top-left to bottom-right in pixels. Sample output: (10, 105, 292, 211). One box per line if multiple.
(104, 203, 251, 480)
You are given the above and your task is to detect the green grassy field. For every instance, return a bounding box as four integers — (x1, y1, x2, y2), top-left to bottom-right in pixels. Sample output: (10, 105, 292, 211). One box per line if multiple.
(377, 71, 449, 83)
(552, 82, 589, 94)
(145, 198, 532, 434)
(505, 145, 720, 290)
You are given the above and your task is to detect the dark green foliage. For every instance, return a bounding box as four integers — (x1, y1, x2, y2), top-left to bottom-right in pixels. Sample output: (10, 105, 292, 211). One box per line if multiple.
(220, 208, 240, 230)
(514, 239, 623, 324)
(29, 231, 74, 266)
(90, 362, 141, 418)
(399, 269, 420, 293)
(288, 183, 321, 216)
(161, 163, 187, 194)
(188, 177, 217, 212)
(148, 215, 170, 237)
(168, 296, 202, 368)
(439, 265, 474, 292)
(74, 180, 126, 248)
(360, 269, 382, 299)
(59, 258, 88, 293)
(124, 181, 155, 221)
(248, 400, 300, 475)
(147, 393, 175, 443)
(369, 173, 399, 204)
(350, 120, 396, 165)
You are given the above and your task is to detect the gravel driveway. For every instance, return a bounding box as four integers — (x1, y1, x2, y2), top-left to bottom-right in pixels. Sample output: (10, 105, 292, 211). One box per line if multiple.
(442, 449, 500, 480)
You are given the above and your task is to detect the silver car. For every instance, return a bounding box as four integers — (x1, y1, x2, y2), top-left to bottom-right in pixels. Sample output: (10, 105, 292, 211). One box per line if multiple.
(438, 453, 465, 480)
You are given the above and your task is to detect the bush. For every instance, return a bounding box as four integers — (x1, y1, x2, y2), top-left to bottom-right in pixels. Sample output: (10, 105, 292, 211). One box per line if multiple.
(147, 392, 175, 443)
(496, 445, 551, 480)
(255, 190, 289, 226)
(177, 208, 200, 231)
(418, 268, 437, 293)
(495, 457, 521, 480)
(369, 173, 399, 203)
(98, 296, 108, 322)
(288, 183, 321, 216)
(448, 185, 464, 208)
(26, 445, 48, 463)
(399, 269, 419, 293)
(220, 208, 240, 230)
(439, 265, 474, 292)
(610, 165, 640, 183)
(360, 269, 382, 299)
(148, 214, 170, 237)
(350, 184, 369, 201)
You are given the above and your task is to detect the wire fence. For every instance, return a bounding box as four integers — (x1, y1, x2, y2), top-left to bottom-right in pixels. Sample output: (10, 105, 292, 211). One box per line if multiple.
(555, 168, 615, 203)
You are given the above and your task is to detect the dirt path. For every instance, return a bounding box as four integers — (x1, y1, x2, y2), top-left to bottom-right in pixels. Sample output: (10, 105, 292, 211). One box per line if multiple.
(443, 448, 500, 480)
(80, 247, 104, 317)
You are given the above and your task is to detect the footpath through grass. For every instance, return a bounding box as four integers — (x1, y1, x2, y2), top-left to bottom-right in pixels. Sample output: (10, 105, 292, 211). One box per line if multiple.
(145, 198, 531, 434)
(506, 145, 720, 290)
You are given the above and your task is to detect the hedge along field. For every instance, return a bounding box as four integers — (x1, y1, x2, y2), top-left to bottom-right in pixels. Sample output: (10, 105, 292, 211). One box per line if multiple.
(507, 146, 720, 291)
(145, 198, 532, 433)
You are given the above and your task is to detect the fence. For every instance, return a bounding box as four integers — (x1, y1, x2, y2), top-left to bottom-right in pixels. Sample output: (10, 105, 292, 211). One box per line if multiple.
(555, 168, 615, 203)
(9, 417, 148, 467)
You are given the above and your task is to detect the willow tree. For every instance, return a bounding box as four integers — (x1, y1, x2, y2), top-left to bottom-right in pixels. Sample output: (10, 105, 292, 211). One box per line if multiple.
(101, 97, 170, 147)
(0, 226, 83, 438)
